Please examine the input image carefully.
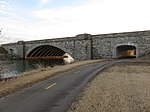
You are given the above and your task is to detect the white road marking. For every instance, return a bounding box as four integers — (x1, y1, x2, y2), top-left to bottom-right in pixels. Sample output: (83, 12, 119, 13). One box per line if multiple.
(74, 71, 80, 74)
(46, 83, 57, 90)
(0, 97, 5, 100)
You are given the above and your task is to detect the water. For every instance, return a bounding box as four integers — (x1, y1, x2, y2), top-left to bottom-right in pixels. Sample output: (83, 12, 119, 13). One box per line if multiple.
(0, 60, 64, 79)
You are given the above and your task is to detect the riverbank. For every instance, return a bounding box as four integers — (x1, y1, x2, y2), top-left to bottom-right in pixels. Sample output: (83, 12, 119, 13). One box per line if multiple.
(68, 58, 150, 112)
(0, 60, 103, 98)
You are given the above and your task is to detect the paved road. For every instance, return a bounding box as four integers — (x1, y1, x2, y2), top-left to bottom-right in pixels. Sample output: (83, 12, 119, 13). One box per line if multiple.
(0, 60, 119, 112)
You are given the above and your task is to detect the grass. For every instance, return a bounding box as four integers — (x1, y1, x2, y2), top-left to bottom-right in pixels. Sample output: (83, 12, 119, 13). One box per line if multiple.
(0, 60, 103, 98)
(68, 62, 150, 112)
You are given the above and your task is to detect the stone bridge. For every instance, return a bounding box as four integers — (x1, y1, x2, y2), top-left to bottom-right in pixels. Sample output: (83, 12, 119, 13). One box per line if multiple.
(1, 30, 150, 61)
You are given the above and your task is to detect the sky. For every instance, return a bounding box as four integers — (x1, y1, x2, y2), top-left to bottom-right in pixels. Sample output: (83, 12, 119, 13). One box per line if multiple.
(0, 0, 150, 44)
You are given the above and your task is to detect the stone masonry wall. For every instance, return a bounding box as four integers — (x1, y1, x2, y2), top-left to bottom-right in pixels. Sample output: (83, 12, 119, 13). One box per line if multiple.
(24, 34, 91, 61)
(91, 31, 150, 59)
(1, 30, 150, 60)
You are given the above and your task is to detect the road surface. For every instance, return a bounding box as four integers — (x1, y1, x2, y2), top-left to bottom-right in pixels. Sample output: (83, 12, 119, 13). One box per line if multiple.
(0, 60, 119, 112)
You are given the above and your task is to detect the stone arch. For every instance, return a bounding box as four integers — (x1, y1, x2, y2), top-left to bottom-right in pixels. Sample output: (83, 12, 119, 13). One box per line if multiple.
(26, 45, 74, 63)
(26, 45, 66, 58)
(114, 43, 139, 58)
(0, 47, 9, 60)
(0, 47, 8, 54)
(26, 44, 71, 58)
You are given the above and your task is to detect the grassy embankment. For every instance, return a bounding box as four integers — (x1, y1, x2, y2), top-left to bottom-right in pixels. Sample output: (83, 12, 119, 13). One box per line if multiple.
(0, 60, 103, 98)
(68, 57, 150, 112)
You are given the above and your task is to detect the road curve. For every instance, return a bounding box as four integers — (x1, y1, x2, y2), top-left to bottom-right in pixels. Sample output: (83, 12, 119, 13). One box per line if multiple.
(0, 60, 121, 112)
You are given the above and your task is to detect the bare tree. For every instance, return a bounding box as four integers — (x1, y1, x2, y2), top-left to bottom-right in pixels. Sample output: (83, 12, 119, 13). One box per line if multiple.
(0, 28, 7, 38)
(0, 28, 2, 35)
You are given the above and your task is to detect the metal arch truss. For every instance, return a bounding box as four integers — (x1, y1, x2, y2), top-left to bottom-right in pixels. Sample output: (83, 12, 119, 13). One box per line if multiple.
(26, 45, 67, 60)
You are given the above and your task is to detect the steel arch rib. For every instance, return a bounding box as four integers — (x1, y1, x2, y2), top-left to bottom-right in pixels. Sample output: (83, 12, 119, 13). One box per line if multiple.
(53, 51, 63, 56)
(44, 50, 54, 57)
(49, 50, 60, 56)
(35, 47, 48, 57)
(26, 47, 40, 57)
(30, 46, 44, 57)
(39, 48, 50, 57)
(26, 45, 66, 59)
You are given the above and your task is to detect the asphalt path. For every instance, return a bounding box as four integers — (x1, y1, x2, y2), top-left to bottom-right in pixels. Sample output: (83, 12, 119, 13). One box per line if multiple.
(0, 60, 120, 112)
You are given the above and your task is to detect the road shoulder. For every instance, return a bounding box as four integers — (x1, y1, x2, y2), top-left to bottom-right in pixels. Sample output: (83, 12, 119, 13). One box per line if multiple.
(68, 59, 150, 112)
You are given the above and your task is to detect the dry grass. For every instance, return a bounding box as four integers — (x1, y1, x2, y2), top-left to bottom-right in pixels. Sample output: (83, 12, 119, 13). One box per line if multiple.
(68, 62, 150, 112)
(139, 53, 150, 60)
(107, 63, 150, 73)
(0, 60, 103, 98)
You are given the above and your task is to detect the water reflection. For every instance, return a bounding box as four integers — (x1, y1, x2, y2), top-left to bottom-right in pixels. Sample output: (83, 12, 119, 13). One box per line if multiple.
(0, 59, 64, 78)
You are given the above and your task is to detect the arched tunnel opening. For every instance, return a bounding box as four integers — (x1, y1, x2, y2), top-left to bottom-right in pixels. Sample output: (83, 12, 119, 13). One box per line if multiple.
(26, 45, 74, 65)
(116, 45, 136, 59)
(0, 47, 9, 60)
(0, 47, 8, 54)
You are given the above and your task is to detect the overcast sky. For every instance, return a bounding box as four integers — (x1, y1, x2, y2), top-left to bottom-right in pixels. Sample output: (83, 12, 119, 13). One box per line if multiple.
(0, 0, 150, 44)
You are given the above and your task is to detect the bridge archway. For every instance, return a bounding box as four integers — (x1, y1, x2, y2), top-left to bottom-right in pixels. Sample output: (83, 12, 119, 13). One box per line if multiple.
(26, 45, 74, 63)
(114, 43, 139, 58)
(26, 45, 67, 59)
(116, 45, 136, 58)
(0, 47, 8, 54)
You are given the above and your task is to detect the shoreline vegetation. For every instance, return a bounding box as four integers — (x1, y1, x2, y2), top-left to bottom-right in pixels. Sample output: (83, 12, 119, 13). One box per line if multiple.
(0, 60, 103, 98)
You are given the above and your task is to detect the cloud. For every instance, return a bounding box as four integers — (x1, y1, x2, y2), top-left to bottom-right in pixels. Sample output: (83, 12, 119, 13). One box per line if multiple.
(0, 1, 11, 10)
(0, 15, 39, 44)
(1, 0, 150, 44)
(0, 1, 12, 14)
(34, 0, 150, 36)
(39, 0, 52, 4)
